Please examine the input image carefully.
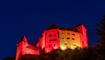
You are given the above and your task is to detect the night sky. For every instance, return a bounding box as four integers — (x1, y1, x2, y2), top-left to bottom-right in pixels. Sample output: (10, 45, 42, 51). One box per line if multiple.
(0, 0, 105, 59)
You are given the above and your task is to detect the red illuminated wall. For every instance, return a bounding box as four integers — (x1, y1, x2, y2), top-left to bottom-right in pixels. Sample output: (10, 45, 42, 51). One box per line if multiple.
(16, 36, 40, 60)
(44, 29, 59, 53)
(37, 29, 60, 53)
(75, 25, 88, 48)
(16, 44, 22, 60)
(36, 32, 46, 50)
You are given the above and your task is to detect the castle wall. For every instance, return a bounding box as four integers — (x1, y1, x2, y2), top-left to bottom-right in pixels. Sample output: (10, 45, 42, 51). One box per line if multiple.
(16, 37, 40, 60)
(59, 30, 82, 50)
(44, 29, 59, 53)
(75, 25, 88, 48)
(16, 46, 22, 60)
(22, 46, 40, 55)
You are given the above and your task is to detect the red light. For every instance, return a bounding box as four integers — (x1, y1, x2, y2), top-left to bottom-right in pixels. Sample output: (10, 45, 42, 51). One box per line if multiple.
(76, 25, 88, 48)
(16, 24, 88, 60)
(44, 29, 59, 53)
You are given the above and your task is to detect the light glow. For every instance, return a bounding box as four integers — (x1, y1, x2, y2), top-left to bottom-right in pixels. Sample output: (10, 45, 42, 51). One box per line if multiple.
(61, 46, 67, 50)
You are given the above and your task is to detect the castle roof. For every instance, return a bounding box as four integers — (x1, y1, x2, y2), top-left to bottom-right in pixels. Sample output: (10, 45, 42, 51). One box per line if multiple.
(75, 24, 82, 27)
(47, 24, 79, 32)
(18, 35, 28, 43)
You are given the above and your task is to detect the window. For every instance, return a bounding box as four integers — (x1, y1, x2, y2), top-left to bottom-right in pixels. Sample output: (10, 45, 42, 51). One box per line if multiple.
(73, 44, 76, 46)
(67, 37, 70, 39)
(67, 33, 70, 35)
(64, 43, 67, 45)
(49, 35, 52, 37)
(72, 34, 75, 36)
(62, 38, 64, 39)
(49, 39, 56, 41)
(49, 45, 50, 47)
(54, 44, 55, 47)
(72, 38, 75, 40)
(54, 34, 56, 36)
(53, 39, 56, 41)
(62, 32, 64, 34)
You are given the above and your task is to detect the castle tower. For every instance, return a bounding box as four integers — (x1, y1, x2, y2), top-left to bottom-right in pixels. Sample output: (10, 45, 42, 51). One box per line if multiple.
(44, 29, 59, 53)
(16, 36, 40, 60)
(16, 36, 28, 60)
(38, 24, 60, 53)
(75, 24, 88, 48)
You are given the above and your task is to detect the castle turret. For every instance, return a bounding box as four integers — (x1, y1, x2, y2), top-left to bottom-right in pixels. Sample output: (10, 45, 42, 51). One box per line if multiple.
(16, 36, 40, 60)
(16, 35, 28, 60)
(38, 24, 60, 53)
(75, 24, 88, 48)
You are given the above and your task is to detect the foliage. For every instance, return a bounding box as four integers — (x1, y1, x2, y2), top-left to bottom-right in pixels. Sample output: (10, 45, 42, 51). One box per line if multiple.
(96, 14, 105, 47)
(3, 57, 15, 60)
(96, 14, 105, 60)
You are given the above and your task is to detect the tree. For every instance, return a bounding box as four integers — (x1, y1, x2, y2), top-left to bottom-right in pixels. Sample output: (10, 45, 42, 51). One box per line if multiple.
(3, 57, 15, 60)
(96, 14, 105, 47)
(96, 14, 105, 60)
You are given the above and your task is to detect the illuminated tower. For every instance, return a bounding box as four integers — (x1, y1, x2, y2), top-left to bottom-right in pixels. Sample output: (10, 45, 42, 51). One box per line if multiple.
(16, 36, 40, 60)
(16, 36, 28, 60)
(38, 24, 60, 53)
(75, 24, 88, 48)
(44, 29, 59, 53)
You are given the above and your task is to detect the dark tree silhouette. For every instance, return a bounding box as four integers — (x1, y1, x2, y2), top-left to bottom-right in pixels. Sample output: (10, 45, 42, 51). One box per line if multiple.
(96, 14, 105, 47)
(96, 14, 105, 60)
(3, 57, 15, 60)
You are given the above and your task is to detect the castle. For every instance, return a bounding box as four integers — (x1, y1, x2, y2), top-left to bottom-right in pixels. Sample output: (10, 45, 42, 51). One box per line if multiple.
(16, 24, 88, 60)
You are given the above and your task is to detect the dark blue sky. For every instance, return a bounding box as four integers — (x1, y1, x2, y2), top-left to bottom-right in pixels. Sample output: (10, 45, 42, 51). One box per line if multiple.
(0, 0, 105, 59)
